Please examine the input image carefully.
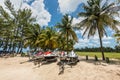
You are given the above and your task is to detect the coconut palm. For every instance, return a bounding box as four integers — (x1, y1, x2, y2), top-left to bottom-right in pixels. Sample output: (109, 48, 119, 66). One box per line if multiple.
(39, 27, 58, 50)
(77, 0, 120, 60)
(56, 14, 78, 54)
(24, 24, 42, 51)
(57, 35, 66, 51)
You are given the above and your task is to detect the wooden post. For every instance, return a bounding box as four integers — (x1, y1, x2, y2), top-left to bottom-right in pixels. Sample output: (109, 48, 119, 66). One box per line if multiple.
(106, 57, 110, 63)
(95, 55, 98, 61)
(86, 55, 88, 60)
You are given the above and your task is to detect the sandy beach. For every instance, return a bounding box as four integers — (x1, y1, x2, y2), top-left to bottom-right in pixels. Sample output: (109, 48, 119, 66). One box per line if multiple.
(0, 56, 120, 80)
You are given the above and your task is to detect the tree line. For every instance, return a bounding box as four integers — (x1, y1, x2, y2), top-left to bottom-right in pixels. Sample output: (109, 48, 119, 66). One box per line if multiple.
(75, 46, 120, 53)
(0, 0, 120, 60)
(0, 0, 77, 53)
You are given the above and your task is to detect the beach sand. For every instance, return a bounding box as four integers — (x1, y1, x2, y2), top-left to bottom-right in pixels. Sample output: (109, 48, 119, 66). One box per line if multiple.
(0, 56, 120, 80)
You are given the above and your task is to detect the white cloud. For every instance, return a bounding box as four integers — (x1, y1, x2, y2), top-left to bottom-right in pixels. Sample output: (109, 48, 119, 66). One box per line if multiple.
(0, 0, 51, 26)
(75, 30, 81, 34)
(24, 0, 33, 3)
(74, 34, 116, 48)
(57, 0, 117, 14)
(58, 0, 85, 14)
(79, 39, 89, 43)
(30, 0, 51, 26)
(118, 26, 120, 30)
(72, 17, 85, 26)
(100, 0, 116, 8)
(74, 38, 90, 48)
(102, 36, 113, 41)
(73, 17, 86, 37)
(103, 41, 111, 45)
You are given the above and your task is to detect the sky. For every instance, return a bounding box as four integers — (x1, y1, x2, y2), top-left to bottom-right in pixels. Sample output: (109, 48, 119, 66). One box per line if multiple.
(0, 0, 119, 49)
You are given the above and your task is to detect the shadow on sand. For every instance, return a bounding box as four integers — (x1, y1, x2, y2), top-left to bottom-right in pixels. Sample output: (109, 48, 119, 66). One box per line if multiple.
(79, 57, 120, 66)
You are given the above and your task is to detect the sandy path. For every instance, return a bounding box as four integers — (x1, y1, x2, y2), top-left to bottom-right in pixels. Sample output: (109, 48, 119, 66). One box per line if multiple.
(0, 56, 120, 80)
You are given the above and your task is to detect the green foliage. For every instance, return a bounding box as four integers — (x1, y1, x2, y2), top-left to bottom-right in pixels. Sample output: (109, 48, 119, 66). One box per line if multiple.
(39, 27, 59, 50)
(114, 31, 120, 44)
(115, 45, 120, 53)
(0, 0, 36, 53)
(75, 47, 118, 52)
(24, 24, 41, 49)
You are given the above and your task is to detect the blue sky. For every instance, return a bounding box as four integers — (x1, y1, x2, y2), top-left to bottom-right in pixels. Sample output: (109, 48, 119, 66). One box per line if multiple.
(44, 0, 62, 26)
(0, 0, 119, 49)
(44, 0, 83, 26)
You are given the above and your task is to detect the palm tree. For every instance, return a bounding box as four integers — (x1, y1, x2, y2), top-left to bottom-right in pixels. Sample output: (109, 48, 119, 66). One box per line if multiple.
(77, 0, 120, 60)
(24, 24, 41, 51)
(39, 27, 58, 50)
(56, 14, 78, 54)
(57, 35, 66, 51)
(24, 26, 59, 51)
(0, 2, 14, 52)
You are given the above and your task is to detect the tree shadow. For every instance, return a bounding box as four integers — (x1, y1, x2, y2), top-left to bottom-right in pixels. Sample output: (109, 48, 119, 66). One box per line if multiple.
(19, 59, 33, 64)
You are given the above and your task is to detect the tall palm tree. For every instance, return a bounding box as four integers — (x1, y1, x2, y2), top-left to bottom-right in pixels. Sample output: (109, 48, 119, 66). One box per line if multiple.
(56, 14, 78, 54)
(77, 0, 120, 60)
(0, 2, 14, 52)
(0, 0, 36, 53)
(16, 8, 36, 53)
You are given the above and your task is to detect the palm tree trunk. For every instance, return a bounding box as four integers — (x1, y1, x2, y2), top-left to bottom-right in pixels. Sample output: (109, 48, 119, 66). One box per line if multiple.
(3, 38, 9, 51)
(17, 42, 21, 54)
(99, 33, 105, 60)
(62, 43, 64, 50)
(97, 24, 105, 60)
(19, 43, 23, 53)
(12, 43, 16, 53)
(67, 31, 68, 54)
